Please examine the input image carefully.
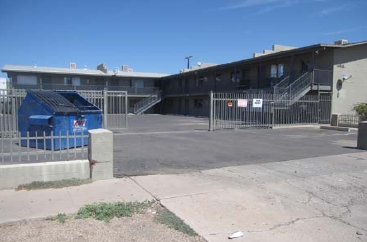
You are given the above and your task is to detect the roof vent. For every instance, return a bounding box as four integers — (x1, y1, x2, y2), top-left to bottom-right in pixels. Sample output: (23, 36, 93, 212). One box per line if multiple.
(334, 39, 349, 45)
(69, 62, 76, 69)
(113, 67, 119, 74)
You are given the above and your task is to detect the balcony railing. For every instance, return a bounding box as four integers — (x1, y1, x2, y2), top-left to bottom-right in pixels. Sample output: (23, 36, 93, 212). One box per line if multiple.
(9, 83, 158, 95)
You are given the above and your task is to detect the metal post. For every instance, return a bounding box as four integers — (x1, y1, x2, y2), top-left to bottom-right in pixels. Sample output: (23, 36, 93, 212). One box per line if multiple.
(271, 101, 275, 128)
(103, 89, 108, 129)
(317, 91, 321, 123)
(11, 95, 16, 133)
(209, 91, 213, 131)
(125, 92, 128, 129)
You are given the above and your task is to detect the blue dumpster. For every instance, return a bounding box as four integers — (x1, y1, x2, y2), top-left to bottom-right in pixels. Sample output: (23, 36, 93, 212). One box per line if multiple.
(18, 90, 102, 150)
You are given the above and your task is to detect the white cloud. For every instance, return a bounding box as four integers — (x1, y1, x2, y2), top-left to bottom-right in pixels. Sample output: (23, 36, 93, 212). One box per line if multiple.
(319, 4, 355, 16)
(320, 26, 367, 36)
(221, 0, 287, 10)
(214, 0, 334, 15)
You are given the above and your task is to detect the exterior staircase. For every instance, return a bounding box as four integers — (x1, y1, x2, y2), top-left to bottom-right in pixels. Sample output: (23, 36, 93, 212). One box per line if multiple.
(273, 72, 312, 108)
(134, 90, 162, 114)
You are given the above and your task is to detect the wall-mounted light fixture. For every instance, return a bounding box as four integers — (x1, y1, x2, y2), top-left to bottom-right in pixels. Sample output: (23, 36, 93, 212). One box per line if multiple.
(342, 74, 353, 82)
(336, 73, 353, 98)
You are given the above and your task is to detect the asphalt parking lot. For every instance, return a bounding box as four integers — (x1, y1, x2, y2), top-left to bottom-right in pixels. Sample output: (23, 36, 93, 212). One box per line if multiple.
(113, 115, 361, 176)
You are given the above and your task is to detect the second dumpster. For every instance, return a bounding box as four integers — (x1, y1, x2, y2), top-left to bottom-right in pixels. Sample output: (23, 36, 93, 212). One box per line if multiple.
(18, 90, 102, 150)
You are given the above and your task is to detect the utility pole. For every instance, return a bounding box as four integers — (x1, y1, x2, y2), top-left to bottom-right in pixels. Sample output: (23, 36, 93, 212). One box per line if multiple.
(185, 56, 193, 69)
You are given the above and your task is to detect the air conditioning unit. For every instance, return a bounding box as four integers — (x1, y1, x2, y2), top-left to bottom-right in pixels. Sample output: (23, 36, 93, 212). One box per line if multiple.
(334, 39, 349, 45)
(122, 65, 129, 72)
(69, 62, 76, 69)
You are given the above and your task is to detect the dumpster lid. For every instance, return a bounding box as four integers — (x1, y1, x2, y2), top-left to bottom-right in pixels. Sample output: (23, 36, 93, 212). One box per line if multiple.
(28, 90, 80, 113)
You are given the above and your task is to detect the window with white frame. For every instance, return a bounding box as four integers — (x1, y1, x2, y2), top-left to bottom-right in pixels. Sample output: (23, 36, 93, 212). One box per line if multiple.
(277, 64, 284, 77)
(270, 65, 278, 78)
(270, 64, 284, 78)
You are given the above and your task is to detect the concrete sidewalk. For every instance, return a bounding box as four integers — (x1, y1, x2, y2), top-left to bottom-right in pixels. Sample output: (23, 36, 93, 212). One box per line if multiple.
(0, 178, 154, 224)
(134, 152, 367, 242)
(0, 152, 366, 242)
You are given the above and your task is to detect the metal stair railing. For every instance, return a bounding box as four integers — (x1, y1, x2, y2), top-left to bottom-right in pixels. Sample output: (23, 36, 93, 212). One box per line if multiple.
(273, 71, 313, 109)
(275, 72, 311, 100)
(287, 72, 312, 102)
(273, 76, 290, 96)
(134, 90, 162, 114)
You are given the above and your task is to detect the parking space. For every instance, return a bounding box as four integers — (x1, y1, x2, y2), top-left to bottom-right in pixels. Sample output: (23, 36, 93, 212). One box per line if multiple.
(121, 114, 209, 133)
(113, 115, 361, 176)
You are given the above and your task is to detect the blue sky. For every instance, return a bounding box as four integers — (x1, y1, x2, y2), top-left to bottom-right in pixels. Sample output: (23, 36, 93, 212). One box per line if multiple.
(1, 0, 366, 77)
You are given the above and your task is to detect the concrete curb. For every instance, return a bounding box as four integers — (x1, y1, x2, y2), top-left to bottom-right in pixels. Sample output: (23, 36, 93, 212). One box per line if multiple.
(272, 125, 320, 129)
(320, 125, 358, 132)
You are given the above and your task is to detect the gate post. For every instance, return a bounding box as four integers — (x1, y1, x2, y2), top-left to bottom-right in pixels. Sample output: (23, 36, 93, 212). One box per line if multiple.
(103, 89, 108, 129)
(271, 101, 275, 128)
(125, 92, 128, 129)
(209, 91, 214, 131)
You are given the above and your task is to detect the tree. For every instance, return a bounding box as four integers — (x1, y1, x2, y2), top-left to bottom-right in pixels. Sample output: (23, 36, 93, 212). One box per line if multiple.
(353, 103, 367, 121)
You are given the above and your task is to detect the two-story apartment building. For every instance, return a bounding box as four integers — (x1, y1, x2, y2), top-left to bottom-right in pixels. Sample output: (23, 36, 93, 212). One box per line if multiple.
(160, 40, 367, 117)
(2, 39, 367, 119)
(2, 63, 168, 113)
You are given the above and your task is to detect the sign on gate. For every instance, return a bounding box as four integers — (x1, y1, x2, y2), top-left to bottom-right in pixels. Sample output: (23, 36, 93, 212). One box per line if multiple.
(209, 92, 332, 131)
(237, 99, 248, 108)
(253, 99, 263, 108)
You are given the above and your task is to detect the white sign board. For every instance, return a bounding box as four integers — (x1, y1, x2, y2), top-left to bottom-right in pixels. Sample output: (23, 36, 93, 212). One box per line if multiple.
(253, 99, 263, 108)
(237, 99, 248, 108)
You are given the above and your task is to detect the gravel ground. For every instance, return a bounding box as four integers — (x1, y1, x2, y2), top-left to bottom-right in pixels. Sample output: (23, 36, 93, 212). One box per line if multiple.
(0, 212, 205, 242)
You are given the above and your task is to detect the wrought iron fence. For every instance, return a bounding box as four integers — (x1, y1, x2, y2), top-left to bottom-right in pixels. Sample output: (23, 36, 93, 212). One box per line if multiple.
(1, 131, 87, 164)
(0, 89, 128, 136)
(209, 92, 332, 130)
(338, 114, 360, 127)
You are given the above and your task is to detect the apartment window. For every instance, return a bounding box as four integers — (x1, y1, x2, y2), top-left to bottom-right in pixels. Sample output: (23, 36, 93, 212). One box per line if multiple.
(64, 77, 72, 85)
(17, 75, 37, 85)
(270, 64, 284, 78)
(131, 80, 145, 88)
(270, 65, 278, 78)
(215, 73, 222, 81)
(278, 64, 284, 77)
(64, 77, 80, 86)
(231, 71, 242, 82)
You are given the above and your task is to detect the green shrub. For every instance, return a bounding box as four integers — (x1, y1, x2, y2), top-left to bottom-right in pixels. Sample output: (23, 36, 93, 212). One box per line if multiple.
(353, 103, 367, 121)
(155, 207, 197, 236)
(75, 201, 153, 222)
